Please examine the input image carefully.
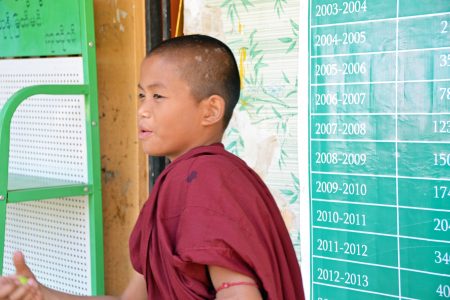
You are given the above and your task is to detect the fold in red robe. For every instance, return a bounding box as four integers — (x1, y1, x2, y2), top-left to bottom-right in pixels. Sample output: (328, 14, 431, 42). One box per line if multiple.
(129, 143, 305, 299)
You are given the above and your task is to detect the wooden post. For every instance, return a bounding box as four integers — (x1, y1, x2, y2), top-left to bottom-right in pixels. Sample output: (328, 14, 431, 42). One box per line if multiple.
(93, 0, 147, 294)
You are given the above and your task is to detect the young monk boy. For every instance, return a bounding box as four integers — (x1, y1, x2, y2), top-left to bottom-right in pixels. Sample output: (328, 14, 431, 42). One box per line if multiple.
(0, 34, 305, 300)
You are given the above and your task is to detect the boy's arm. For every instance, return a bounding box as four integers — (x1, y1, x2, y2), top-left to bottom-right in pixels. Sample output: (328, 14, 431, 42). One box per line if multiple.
(42, 271, 147, 300)
(116, 271, 148, 300)
(208, 265, 262, 300)
(0, 252, 147, 300)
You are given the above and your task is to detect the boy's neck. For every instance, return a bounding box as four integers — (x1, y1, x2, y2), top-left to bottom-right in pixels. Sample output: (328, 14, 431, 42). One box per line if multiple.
(167, 133, 223, 162)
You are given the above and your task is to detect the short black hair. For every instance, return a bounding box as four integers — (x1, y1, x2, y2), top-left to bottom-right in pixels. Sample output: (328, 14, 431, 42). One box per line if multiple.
(148, 34, 241, 129)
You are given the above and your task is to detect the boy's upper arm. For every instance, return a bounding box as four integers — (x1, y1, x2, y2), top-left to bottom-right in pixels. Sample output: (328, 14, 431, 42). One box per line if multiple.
(120, 270, 147, 300)
(208, 265, 262, 300)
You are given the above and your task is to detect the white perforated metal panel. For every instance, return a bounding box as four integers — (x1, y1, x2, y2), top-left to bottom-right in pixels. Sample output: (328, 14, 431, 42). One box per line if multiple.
(0, 57, 87, 182)
(0, 57, 92, 295)
(2, 197, 91, 295)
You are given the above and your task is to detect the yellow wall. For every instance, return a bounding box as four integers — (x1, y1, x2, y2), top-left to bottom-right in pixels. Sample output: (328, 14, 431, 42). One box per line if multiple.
(93, 0, 148, 295)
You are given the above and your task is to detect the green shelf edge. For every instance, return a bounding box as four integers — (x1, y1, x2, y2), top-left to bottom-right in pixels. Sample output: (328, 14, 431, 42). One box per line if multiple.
(7, 184, 91, 203)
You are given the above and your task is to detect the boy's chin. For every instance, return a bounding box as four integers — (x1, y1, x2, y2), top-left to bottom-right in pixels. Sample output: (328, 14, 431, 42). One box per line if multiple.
(143, 149, 163, 157)
(141, 146, 168, 158)
(140, 145, 155, 155)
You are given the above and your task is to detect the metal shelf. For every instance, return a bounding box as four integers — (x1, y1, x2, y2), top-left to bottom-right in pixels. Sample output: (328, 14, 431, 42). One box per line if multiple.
(7, 173, 91, 203)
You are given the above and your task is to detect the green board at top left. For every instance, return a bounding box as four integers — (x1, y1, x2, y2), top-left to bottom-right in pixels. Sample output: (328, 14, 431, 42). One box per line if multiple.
(0, 0, 82, 57)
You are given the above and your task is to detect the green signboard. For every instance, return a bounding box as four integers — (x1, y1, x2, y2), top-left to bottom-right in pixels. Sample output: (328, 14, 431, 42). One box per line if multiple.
(0, 0, 82, 57)
(309, 0, 450, 299)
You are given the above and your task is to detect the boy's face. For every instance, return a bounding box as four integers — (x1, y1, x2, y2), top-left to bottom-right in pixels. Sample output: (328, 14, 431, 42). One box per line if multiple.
(137, 54, 204, 160)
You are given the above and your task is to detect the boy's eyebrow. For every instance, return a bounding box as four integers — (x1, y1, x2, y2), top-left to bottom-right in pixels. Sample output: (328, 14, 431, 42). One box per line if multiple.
(137, 82, 166, 89)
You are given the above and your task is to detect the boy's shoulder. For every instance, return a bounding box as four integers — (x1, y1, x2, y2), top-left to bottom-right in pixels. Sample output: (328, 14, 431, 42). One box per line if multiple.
(179, 147, 245, 174)
(164, 146, 251, 187)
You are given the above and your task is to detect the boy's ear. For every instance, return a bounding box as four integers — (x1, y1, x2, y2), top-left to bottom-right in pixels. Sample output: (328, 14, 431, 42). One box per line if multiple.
(200, 95, 225, 126)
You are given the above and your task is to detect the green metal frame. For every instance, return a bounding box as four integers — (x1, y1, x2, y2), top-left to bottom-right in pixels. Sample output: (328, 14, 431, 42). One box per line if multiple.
(79, 0, 105, 295)
(0, 0, 104, 295)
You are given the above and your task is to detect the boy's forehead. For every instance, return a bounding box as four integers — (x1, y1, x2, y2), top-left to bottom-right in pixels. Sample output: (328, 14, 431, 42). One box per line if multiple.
(139, 54, 193, 90)
(148, 52, 191, 68)
(142, 54, 184, 76)
(150, 46, 226, 65)
(144, 51, 200, 77)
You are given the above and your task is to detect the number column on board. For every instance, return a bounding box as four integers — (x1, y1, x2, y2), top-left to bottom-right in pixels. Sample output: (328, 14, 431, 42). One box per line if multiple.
(310, 0, 400, 299)
(396, 1, 450, 299)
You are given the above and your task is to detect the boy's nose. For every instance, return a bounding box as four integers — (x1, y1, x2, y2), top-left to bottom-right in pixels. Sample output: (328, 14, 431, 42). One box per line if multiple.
(138, 100, 152, 118)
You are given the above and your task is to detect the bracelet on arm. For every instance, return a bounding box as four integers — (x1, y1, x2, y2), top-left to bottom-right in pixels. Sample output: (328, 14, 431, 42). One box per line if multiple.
(216, 281, 259, 293)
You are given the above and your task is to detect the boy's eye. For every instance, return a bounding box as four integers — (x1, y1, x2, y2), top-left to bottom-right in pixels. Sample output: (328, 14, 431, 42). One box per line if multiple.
(138, 93, 145, 100)
(153, 94, 165, 100)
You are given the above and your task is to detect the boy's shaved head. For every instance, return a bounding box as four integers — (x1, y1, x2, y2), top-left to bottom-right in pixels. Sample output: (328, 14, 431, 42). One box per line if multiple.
(148, 34, 240, 128)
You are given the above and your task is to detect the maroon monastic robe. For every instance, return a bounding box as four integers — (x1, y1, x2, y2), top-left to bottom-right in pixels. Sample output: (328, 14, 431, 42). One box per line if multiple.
(129, 143, 305, 299)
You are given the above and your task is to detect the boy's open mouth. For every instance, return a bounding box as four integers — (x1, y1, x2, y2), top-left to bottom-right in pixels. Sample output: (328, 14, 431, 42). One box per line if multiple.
(138, 127, 153, 139)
